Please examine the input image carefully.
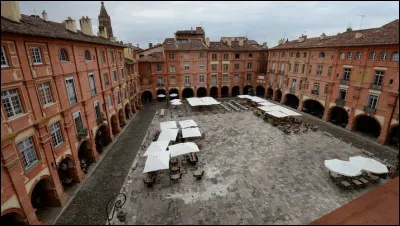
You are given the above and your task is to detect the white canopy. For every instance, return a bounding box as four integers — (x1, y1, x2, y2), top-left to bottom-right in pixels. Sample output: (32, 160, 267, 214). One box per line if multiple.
(160, 121, 178, 130)
(324, 159, 362, 177)
(259, 101, 276, 106)
(179, 119, 198, 128)
(170, 93, 178, 97)
(143, 151, 170, 173)
(171, 99, 181, 102)
(237, 95, 252, 99)
(143, 141, 170, 156)
(157, 128, 179, 142)
(182, 127, 202, 138)
(171, 102, 182, 105)
(349, 156, 389, 174)
(267, 110, 289, 118)
(187, 97, 204, 106)
(249, 96, 268, 103)
(200, 97, 220, 105)
(168, 142, 200, 158)
(258, 105, 302, 117)
(157, 94, 166, 98)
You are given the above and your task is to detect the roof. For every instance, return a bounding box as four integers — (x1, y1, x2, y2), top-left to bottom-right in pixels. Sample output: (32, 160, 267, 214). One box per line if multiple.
(175, 29, 204, 35)
(1, 14, 124, 47)
(209, 40, 265, 51)
(271, 19, 399, 50)
(310, 177, 399, 225)
(137, 52, 164, 62)
(163, 38, 208, 51)
(99, 1, 109, 18)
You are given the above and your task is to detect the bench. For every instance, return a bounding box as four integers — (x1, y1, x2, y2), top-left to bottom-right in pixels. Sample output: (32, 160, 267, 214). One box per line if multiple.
(160, 109, 165, 117)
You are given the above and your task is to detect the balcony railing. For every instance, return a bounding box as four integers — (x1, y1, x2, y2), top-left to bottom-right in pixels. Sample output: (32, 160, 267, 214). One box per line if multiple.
(340, 79, 349, 85)
(185, 83, 191, 87)
(370, 84, 382, 91)
(336, 98, 345, 105)
(364, 106, 376, 114)
(290, 87, 296, 94)
(311, 90, 319, 96)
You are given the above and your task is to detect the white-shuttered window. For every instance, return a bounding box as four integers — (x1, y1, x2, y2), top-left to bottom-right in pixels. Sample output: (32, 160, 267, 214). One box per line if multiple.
(65, 77, 77, 105)
(31, 47, 43, 64)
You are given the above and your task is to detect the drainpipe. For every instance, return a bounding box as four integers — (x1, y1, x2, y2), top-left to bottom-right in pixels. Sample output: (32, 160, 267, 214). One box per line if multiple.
(94, 46, 109, 122)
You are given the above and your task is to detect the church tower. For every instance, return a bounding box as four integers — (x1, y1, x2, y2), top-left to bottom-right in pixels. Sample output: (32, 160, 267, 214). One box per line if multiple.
(98, 1, 114, 40)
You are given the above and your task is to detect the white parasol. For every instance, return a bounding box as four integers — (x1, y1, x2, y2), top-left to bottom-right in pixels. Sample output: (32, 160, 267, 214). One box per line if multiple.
(168, 142, 200, 158)
(170, 93, 178, 97)
(349, 156, 389, 174)
(157, 94, 166, 98)
(143, 151, 170, 173)
(157, 128, 179, 142)
(160, 121, 178, 130)
(143, 141, 169, 156)
(179, 119, 198, 128)
(182, 127, 202, 138)
(324, 159, 362, 177)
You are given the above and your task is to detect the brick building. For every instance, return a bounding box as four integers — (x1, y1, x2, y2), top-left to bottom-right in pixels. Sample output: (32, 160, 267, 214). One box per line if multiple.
(1, 1, 139, 224)
(266, 20, 399, 146)
(138, 27, 268, 103)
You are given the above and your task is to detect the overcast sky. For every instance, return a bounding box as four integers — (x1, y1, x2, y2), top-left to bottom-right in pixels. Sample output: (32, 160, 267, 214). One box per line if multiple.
(19, 1, 399, 49)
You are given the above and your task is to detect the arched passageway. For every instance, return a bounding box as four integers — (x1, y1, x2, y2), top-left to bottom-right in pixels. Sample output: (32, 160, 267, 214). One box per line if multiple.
(256, 86, 265, 97)
(243, 85, 253, 95)
(283, 94, 299, 109)
(302, 99, 324, 118)
(141, 91, 153, 104)
(118, 109, 125, 128)
(274, 90, 282, 102)
(169, 88, 179, 100)
(78, 140, 94, 173)
(156, 89, 166, 102)
(266, 87, 273, 99)
(221, 86, 229, 98)
(387, 125, 399, 147)
(210, 87, 218, 98)
(111, 114, 119, 136)
(197, 87, 207, 97)
(57, 157, 78, 191)
(1, 212, 26, 226)
(124, 104, 131, 121)
(329, 106, 349, 127)
(95, 124, 112, 153)
(232, 86, 240, 97)
(182, 88, 194, 99)
(31, 178, 60, 222)
(354, 115, 381, 138)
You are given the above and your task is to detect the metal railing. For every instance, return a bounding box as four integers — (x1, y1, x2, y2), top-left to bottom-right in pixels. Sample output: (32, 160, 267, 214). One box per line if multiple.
(336, 99, 345, 105)
(363, 106, 376, 114)
(340, 79, 349, 85)
(370, 84, 382, 91)
(311, 90, 319, 96)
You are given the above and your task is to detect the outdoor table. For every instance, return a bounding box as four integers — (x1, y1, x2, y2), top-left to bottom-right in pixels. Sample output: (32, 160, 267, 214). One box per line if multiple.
(192, 170, 204, 180)
(359, 177, 370, 185)
(170, 166, 180, 172)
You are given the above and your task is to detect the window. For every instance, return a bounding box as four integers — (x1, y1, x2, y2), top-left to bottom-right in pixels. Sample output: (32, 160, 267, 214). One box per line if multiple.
(301, 64, 305, 73)
(199, 62, 205, 70)
(169, 54, 175, 60)
(157, 76, 163, 87)
(324, 84, 329, 94)
(367, 94, 379, 109)
(223, 64, 228, 70)
(343, 68, 351, 81)
(392, 52, 399, 61)
(303, 52, 307, 58)
(184, 53, 189, 59)
(65, 77, 77, 105)
(308, 65, 312, 73)
(338, 89, 346, 100)
(73, 111, 84, 133)
(296, 52, 300, 58)
(212, 64, 217, 70)
(199, 52, 204, 58)
(313, 82, 320, 92)
(235, 53, 240, 59)
(17, 137, 38, 169)
(319, 52, 325, 58)
(94, 101, 101, 122)
(291, 79, 297, 89)
(110, 50, 115, 63)
(185, 75, 190, 85)
(31, 47, 43, 64)
(199, 75, 205, 83)
(223, 74, 228, 82)
(223, 53, 229, 59)
(84, 50, 91, 61)
(112, 69, 117, 82)
(234, 63, 239, 70)
(170, 76, 176, 84)
(88, 73, 97, 95)
(156, 64, 162, 72)
(247, 62, 252, 69)
(169, 66, 175, 72)
(1, 45, 8, 67)
(103, 73, 110, 86)
(184, 63, 190, 71)
(289, 63, 291, 71)
(107, 94, 112, 108)
(369, 52, 376, 60)
(347, 52, 352, 59)
(280, 64, 285, 73)
(146, 65, 151, 72)
(247, 74, 251, 81)
(279, 76, 283, 88)
(1, 89, 24, 118)
(100, 51, 105, 63)
(389, 79, 393, 86)
(212, 75, 217, 85)
(234, 74, 239, 81)
(305, 81, 309, 90)
(115, 89, 120, 104)
(356, 52, 362, 60)
(38, 82, 54, 106)
(294, 64, 299, 73)
(49, 121, 63, 148)
(120, 68, 124, 80)
(339, 52, 345, 59)
(380, 51, 387, 61)
(373, 70, 384, 86)
(327, 66, 332, 76)
(249, 53, 253, 57)
(316, 65, 323, 76)
(212, 53, 217, 60)
(59, 48, 69, 61)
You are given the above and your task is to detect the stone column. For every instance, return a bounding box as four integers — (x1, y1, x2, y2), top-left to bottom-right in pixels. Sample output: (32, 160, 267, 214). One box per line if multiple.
(377, 117, 391, 145)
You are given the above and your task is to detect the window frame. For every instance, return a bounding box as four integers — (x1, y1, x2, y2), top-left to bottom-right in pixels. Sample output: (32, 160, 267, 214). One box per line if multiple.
(84, 50, 91, 61)
(373, 70, 385, 86)
(316, 65, 323, 76)
(223, 74, 228, 82)
(17, 136, 39, 170)
(247, 62, 252, 69)
(339, 52, 345, 59)
(343, 68, 351, 81)
(1, 88, 24, 118)
(94, 100, 102, 122)
(169, 53, 175, 60)
(199, 74, 205, 83)
(59, 48, 69, 62)
(347, 52, 352, 60)
(380, 51, 388, 61)
(72, 111, 84, 133)
(88, 72, 97, 95)
(199, 62, 205, 70)
(369, 51, 376, 60)
(184, 75, 190, 85)
(319, 52, 325, 58)
(1, 45, 9, 68)
(223, 53, 229, 60)
(356, 52, 362, 60)
(103, 73, 110, 86)
(38, 82, 54, 107)
(49, 121, 64, 148)
(100, 51, 106, 63)
(112, 68, 118, 82)
(107, 94, 113, 108)
(184, 63, 190, 71)
(367, 94, 379, 109)
(31, 47, 43, 65)
(65, 76, 78, 105)
(211, 64, 217, 71)
(169, 65, 176, 72)
(392, 52, 399, 61)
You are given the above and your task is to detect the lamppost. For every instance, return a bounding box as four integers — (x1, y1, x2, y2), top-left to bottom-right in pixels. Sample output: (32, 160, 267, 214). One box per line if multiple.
(106, 193, 127, 225)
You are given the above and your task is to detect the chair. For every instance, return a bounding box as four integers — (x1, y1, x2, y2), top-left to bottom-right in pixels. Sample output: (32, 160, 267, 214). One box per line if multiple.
(193, 171, 205, 180)
(169, 173, 182, 183)
(367, 174, 380, 183)
(143, 178, 154, 187)
(358, 177, 370, 187)
(351, 179, 364, 188)
(339, 180, 353, 190)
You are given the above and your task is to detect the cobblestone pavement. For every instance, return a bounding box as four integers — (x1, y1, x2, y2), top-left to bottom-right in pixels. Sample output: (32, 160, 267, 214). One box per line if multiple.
(54, 103, 160, 225)
(117, 105, 393, 225)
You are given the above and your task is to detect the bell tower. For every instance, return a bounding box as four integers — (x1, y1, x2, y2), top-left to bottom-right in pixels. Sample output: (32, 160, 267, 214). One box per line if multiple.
(98, 1, 114, 40)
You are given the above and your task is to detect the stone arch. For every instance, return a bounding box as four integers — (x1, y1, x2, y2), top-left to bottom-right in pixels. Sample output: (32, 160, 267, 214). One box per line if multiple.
(111, 114, 119, 136)
(232, 86, 240, 97)
(221, 86, 229, 98)
(328, 106, 349, 127)
(57, 157, 78, 191)
(353, 114, 381, 138)
(1, 209, 27, 225)
(95, 123, 112, 153)
(210, 87, 218, 98)
(118, 108, 126, 127)
(141, 90, 153, 104)
(77, 139, 94, 173)
(182, 88, 194, 99)
(30, 177, 61, 222)
(266, 87, 273, 99)
(124, 103, 131, 121)
(387, 124, 399, 147)
(256, 86, 265, 97)
(274, 89, 282, 102)
(302, 99, 324, 118)
(283, 93, 299, 109)
(156, 89, 166, 102)
(197, 87, 207, 97)
(169, 88, 179, 99)
(243, 85, 253, 95)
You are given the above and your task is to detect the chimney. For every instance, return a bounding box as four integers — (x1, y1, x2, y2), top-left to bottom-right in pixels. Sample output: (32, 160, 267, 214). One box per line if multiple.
(205, 37, 210, 47)
(346, 27, 352, 32)
(65, 17, 77, 33)
(196, 27, 202, 33)
(1, 1, 22, 23)
(227, 39, 232, 47)
(239, 39, 244, 46)
(98, 25, 108, 39)
(41, 10, 48, 21)
(149, 43, 153, 48)
(355, 32, 363, 38)
(79, 16, 93, 36)
(298, 34, 307, 43)
(320, 32, 326, 40)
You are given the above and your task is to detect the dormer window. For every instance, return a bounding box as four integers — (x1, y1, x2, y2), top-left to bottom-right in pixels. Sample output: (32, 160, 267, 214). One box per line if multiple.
(319, 52, 325, 58)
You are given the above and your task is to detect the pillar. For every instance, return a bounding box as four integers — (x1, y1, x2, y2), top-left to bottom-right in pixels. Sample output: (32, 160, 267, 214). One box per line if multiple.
(377, 117, 391, 145)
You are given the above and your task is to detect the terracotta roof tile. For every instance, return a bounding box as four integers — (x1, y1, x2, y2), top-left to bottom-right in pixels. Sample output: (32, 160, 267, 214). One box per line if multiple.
(163, 38, 208, 51)
(138, 51, 164, 62)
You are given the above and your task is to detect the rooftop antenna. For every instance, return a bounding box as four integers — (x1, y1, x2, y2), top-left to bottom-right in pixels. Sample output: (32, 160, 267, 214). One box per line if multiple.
(357, 15, 366, 29)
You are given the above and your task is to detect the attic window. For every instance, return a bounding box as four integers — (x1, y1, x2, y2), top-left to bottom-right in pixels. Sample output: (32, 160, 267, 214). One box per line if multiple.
(235, 53, 240, 59)
(59, 48, 69, 62)
(319, 52, 325, 58)
(392, 52, 399, 61)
